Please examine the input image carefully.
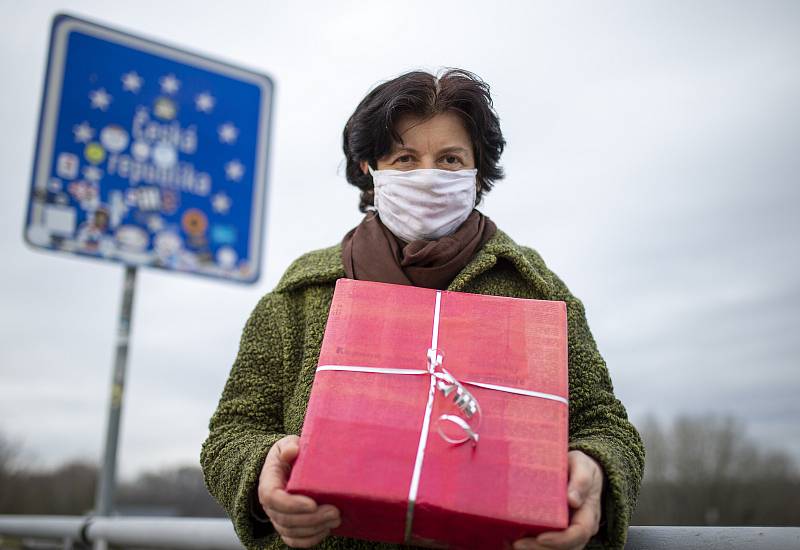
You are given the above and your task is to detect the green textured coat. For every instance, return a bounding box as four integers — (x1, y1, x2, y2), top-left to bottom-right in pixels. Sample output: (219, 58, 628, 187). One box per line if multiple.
(201, 229, 645, 549)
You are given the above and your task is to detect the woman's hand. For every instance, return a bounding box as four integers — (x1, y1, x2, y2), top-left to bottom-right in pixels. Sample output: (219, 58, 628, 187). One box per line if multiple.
(513, 450, 604, 550)
(257, 435, 342, 548)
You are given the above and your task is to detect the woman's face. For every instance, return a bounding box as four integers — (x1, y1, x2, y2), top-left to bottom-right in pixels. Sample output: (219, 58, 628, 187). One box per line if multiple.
(361, 112, 475, 173)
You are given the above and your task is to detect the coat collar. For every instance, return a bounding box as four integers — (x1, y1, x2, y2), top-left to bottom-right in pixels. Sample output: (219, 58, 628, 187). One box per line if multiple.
(274, 228, 554, 297)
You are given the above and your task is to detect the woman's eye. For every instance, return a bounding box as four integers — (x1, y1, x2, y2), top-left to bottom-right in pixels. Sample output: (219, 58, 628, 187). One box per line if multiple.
(394, 155, 413, 164)
(443, 155, 461, 165)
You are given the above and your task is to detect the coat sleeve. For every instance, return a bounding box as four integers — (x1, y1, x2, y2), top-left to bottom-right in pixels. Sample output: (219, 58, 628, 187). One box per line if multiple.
(200, 292, 289, 549)
(548, 271, 645, 549)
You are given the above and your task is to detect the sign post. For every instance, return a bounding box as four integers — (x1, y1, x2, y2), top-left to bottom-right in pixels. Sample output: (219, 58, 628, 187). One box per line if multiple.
(25, 13, 274, 535)
(95, 265, 136, 520)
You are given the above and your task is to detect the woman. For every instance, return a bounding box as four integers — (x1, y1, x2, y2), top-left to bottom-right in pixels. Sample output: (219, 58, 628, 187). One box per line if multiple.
(201, 69, 644, 550)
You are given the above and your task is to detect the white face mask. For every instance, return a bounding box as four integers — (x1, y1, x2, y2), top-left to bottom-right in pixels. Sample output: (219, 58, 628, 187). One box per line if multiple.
(368, 167, 478, 243)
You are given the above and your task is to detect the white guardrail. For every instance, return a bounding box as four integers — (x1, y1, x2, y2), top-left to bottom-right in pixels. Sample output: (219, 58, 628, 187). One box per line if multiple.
(0, 516, 799, 549)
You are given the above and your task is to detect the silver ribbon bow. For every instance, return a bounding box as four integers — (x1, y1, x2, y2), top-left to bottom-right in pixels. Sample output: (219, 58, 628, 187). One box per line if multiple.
(426, 347, 482, 446)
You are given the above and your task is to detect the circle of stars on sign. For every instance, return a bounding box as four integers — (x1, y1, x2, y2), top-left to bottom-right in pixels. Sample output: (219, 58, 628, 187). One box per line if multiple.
(195, 92, 215, 113)
(212, 192, 232, 214)
(225, 159, 245, 181)
(73, 121, 94, 143)
(121, 71, 143, 93)
(89, 88, 112, 111)
(218, 122, 239, 144)
(82, 70, 250, 227)
(159, 74, 181, 95)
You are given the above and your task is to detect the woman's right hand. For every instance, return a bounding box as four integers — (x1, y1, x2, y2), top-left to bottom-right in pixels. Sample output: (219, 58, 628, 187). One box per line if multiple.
(257, 435, 342, 548)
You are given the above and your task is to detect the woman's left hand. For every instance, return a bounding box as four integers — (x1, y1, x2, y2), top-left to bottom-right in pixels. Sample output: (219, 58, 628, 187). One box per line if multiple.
(512, 450, 604, 550)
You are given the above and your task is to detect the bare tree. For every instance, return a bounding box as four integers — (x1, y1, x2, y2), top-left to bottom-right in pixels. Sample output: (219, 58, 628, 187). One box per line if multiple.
(633, 414, 800, 526)
(0, 428, 223, 517)
(0, 431, 23, 513)
(117, 465, 226, 517)
(0, 431, 21, 473)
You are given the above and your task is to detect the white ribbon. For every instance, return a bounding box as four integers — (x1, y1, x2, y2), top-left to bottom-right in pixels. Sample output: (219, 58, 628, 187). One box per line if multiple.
(315, 290, 568, 543)
(315, 363, 569, 406)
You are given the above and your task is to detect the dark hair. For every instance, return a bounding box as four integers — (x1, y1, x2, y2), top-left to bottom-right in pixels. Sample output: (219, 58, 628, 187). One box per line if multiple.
(342, 69, 506, 212)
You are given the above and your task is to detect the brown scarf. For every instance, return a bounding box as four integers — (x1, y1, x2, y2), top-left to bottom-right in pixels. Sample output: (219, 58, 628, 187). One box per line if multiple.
(341, 210, 497, 290)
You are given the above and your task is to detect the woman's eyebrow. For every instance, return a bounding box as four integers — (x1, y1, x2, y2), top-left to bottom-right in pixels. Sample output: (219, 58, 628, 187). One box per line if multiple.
(387, 145, 470, 155)
(388, 145, 419, 155)
(437, 146, 470, 155)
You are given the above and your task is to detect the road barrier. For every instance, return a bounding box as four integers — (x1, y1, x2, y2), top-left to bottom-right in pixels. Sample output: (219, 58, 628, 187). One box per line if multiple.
(1, 516, 799, 549)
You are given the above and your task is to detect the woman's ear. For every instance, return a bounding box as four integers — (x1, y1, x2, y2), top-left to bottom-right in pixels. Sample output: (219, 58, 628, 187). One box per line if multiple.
(360, 160, 369, 175)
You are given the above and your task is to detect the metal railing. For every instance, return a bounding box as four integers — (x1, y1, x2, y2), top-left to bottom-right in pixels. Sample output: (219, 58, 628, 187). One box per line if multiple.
(0, 516, 240, 550)
(1, 516, 799, 549)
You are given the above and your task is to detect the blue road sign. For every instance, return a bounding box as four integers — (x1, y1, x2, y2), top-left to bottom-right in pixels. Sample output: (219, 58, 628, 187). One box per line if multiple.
(25, 14, 273, 283)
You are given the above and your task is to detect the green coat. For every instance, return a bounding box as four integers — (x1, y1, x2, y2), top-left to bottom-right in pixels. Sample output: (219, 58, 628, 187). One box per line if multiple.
(201, 229, 644, 549)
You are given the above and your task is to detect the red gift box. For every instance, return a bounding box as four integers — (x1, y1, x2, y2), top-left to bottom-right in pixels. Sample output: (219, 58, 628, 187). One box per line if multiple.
(286, 279, 569, 549)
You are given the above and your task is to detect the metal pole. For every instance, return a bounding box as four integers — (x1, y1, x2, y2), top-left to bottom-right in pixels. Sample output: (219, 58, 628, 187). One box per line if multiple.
(94, 266, 137, 535)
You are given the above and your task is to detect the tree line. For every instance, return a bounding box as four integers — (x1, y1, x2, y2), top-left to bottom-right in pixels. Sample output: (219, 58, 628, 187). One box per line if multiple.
(1, 415, 799, 525)
(0, 434, 224, 517)
(633, 415, 800, 525)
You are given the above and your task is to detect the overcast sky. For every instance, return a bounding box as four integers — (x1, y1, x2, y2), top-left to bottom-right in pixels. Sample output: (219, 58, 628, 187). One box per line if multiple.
(1, 1, 798, 479)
